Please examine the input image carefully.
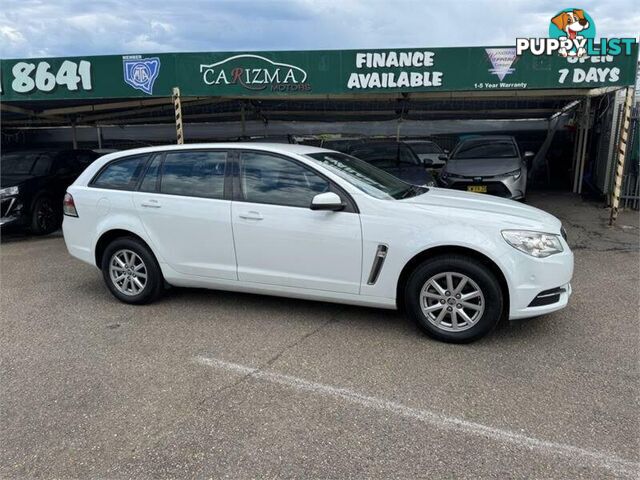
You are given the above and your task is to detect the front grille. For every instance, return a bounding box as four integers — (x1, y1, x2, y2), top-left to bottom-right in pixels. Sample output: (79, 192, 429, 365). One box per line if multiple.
(528, 287, 566, 307)
(448, 181, 512, 198)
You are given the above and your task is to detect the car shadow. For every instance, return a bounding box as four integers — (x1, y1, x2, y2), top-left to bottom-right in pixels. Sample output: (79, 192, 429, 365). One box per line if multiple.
(0, 229, 63, 244)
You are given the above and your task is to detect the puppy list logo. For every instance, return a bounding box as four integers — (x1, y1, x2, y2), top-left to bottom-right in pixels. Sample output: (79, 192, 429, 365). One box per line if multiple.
(516, 8, 635, 58)
(549, 8, 595, 57)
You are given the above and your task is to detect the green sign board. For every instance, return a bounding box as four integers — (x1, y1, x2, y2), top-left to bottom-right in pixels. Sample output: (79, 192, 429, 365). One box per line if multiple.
(1, 45, 637, 102)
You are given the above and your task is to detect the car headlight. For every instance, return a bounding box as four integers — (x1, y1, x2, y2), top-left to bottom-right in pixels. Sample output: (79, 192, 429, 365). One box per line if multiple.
(505, 169, 521, 179)
(501, 230, 563, 258)
(0, 186, 19, 198)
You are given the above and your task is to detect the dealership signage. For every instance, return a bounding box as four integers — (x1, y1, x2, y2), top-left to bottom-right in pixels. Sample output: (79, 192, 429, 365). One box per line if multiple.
(0, 44, 637, 101)
(199, 54, 310, 92)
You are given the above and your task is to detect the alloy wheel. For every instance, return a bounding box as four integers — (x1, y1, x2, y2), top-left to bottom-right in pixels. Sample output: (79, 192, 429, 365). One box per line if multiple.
(420, 272, 485, 332)
(36, 200, 56, 232)
(109, 249, 147, 296)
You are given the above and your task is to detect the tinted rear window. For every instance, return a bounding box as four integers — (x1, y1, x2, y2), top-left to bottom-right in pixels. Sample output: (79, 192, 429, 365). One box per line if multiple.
(92, 155, 148, 189)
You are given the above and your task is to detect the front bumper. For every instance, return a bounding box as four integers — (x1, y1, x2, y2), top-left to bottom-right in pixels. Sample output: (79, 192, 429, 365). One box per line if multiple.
(439, 174, 526, 200)
(505, 244, 574, 320)
(0, 196, 27, 228)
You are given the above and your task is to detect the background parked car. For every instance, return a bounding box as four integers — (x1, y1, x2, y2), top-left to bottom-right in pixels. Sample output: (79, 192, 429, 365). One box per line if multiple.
(1, 149, 100, 234)
(437, 136, 533, 200)
(347, 141, 436, 186)
(404, 140, 447, 169)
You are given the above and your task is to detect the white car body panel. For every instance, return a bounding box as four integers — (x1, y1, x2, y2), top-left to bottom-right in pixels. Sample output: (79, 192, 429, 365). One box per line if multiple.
(63, 143, 573, 318)
(232, 202, 362, 294)
(134, 191, 237, 280)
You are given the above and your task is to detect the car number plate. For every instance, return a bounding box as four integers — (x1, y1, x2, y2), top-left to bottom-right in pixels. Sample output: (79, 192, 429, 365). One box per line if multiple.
(467, 185, 487, 193)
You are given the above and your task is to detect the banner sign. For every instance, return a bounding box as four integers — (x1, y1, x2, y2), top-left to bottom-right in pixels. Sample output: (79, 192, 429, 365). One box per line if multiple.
(0, 45, 637, 102)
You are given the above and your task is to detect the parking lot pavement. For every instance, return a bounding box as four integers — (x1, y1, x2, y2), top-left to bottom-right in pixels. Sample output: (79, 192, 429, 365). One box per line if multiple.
(1, 195, 638, 479)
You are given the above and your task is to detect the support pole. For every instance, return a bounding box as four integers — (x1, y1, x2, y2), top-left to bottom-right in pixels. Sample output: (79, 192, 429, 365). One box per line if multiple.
(71, 120, 78, 149)
(172, 87, 184, 145)
(572, 110, 584, 193)
(240, 101, 246, 138)
(609, 86, 635, 225)
(96, 125, 103, 149)
(572, 99, 590, 193)
(576, 98, 590, 194)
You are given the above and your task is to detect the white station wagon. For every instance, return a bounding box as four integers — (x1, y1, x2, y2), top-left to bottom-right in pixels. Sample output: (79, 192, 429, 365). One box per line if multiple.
(63, 143, 573, 343)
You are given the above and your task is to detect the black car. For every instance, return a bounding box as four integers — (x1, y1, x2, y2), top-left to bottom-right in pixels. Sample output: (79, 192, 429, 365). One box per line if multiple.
(347, 141, 436, 186)
(1, 149, 100, 234)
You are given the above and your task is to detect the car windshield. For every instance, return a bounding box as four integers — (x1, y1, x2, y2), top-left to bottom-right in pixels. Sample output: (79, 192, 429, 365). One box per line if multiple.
(306, 152, 427, 200)
(350, 144, 420, 167)
(408, 142, 442, 154)
(1, 152, 51, 175)
(453, 141, 517, 159)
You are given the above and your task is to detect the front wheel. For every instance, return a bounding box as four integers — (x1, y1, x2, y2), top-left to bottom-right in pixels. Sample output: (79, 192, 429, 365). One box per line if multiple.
(101, 237, 164, 305)
(404, 255, 503, 343)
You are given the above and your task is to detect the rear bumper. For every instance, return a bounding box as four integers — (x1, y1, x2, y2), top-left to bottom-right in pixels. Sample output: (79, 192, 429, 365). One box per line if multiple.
(62, 215, 95, 266)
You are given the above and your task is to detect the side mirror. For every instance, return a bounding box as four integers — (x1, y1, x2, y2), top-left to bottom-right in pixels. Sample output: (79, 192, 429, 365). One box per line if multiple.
(422, 158, 434, 167)
(310, 192, 345, 211)
(443, 149, 449, 154)
(437, 154, 448, 161)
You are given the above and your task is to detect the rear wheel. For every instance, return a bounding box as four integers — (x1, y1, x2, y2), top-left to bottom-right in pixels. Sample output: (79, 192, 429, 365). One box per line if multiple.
(404, 255, 503, 343)
(30, 196, 60, 235)
(101, 237, 163, 304)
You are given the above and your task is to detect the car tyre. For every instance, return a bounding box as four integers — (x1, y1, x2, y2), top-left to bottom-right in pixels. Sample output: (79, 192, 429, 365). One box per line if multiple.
(30, 196, 61, 235)
(101, 237, 164, 305)
(404, 254, 503, 343)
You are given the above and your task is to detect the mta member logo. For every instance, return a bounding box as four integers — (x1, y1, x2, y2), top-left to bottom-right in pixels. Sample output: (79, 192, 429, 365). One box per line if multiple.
(123, 56, 160, 95)
(485, 48, 518, 80)
(549, 8, 595, 57)
(199, 54, 311, 92)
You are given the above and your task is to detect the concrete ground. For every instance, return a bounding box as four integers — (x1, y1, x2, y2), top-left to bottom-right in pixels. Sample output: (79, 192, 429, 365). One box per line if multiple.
(1, 192, 638, 479)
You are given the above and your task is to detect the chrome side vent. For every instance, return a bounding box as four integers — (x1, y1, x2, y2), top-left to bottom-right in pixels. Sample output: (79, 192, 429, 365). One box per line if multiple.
(367, 245, 388, 285)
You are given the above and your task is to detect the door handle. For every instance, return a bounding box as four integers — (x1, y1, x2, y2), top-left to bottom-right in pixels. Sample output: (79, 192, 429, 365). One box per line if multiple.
(239, 211, 263, 221)
(141, 199, 161, 209)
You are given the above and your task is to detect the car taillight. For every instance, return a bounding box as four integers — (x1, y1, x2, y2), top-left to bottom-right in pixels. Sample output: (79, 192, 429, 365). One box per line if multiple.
(63, 192, 78, 217)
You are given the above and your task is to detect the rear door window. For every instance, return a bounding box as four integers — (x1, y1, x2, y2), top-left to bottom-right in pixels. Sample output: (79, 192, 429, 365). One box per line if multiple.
(159, 151, 227, 199)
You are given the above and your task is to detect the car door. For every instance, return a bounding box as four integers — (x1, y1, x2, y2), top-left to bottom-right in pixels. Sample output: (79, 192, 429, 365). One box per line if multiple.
(231, 150, 362, 294)
(133, 150, 237, 280)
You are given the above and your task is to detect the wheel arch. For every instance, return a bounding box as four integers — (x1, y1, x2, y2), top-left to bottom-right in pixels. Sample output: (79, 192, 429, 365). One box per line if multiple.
(94, 229, 158, 268)
(396, 245, 510, 316)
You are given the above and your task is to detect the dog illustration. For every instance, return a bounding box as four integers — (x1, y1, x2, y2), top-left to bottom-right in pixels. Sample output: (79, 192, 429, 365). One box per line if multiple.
(551, 9, 590, 57)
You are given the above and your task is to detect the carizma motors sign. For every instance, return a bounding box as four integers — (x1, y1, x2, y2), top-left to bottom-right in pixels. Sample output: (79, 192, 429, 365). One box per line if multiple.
(199, 54, 311, 92)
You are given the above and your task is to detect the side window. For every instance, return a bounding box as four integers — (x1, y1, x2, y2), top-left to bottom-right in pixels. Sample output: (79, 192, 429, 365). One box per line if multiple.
(160, 151, 226, 199)
(239, 152, 329, 208)
(139, 156, 161, 192)
(31, 154, 53, 176)
(92, 155, 148, 190)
